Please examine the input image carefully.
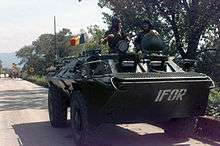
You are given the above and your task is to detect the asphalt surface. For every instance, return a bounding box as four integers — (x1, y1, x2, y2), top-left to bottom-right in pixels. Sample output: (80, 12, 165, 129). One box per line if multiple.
(0, 78, 219, 146)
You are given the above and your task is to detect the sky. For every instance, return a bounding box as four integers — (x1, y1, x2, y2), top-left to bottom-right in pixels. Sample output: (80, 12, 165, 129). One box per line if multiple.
(0, 0, 110, 53)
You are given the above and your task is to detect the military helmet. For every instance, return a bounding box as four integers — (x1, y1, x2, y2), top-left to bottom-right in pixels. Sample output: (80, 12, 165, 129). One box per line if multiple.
(111, 16, 122, 28)
(142, 19, 153, 29)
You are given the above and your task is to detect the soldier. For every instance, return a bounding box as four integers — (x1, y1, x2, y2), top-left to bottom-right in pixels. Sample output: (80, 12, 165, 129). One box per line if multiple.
(134, 19, 165, 54)
(2, 70, 6, 78)
(101, 17, 129, 53)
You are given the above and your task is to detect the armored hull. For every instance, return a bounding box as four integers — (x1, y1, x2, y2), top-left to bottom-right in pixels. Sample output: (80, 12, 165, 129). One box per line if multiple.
(47, 52, 214, 124)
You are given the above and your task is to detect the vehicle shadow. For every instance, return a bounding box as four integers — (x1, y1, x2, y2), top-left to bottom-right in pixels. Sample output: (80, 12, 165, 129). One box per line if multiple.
(12, 121, 203, 146)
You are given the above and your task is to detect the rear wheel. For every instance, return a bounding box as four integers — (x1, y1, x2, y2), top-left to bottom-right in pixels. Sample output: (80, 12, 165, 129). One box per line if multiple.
(163, 118, 198, 138)
(71, 91, 90, 145)
(48, 86, 68, 127)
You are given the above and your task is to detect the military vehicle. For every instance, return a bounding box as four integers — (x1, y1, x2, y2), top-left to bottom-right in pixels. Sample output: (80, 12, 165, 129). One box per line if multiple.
(9, 68, 19, 78)
(47, 38, 214, 144)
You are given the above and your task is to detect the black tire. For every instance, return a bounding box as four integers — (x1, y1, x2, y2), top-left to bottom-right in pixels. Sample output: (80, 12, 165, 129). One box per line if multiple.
(70, 91, 90, 146)
(163, 118, 198, 138)
(48, 86, 68, 127)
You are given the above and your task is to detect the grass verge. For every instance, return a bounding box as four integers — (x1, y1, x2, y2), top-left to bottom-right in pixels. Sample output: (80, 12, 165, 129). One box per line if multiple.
(22, 74, 48, 88)
(206, 88, 220, 118)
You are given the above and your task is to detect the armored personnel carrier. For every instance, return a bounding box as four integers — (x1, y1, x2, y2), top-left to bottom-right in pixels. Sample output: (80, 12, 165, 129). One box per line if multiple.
(47, 39, 214, 144)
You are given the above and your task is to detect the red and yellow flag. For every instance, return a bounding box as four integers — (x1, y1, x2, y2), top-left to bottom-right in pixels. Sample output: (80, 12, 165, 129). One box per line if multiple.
(70, 36, 80, 46)
(70, 34, 86, 46)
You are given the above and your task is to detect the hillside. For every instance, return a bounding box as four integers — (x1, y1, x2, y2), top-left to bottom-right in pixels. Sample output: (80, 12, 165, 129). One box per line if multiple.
(0, 53, 21, 68)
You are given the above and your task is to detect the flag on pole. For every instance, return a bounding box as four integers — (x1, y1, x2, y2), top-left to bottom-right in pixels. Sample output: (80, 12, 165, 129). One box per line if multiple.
(70, 34, 86, 46)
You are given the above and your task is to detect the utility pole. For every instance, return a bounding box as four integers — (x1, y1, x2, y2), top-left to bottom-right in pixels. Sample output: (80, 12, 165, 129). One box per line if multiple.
(54, 16, 59, 59)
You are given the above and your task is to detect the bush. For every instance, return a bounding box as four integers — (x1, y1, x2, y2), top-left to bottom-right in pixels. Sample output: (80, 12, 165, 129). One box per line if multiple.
(22, 73, 48, 87)
(206, 89, 220, 118)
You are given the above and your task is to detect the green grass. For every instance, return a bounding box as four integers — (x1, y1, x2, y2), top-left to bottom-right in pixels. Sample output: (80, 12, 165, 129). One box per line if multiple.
(206, 88, 220, 118)
(22, 73, 48, 88)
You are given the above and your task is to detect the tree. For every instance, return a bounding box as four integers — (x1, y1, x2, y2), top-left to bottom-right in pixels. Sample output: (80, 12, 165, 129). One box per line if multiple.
(214, 39, 220, 85)
(16, 45, 44, 75)
(16, 26, 107, 75)
(0, 60, 2, 74)
(56, 28, 73, 58)
(16, 28, 74, 75)
(86, 25, 108, 53)
(16, 45, 34, 65)
(98, 0, 220, 59)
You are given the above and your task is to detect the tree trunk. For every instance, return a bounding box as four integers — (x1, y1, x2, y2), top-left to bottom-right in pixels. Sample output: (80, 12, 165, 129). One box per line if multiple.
(185, 0, 202, 59)
(185, 28, 203, 59)
(169, 12, 186, 58)
(215, 23, 220, 86)
(172, 21, 186, 58)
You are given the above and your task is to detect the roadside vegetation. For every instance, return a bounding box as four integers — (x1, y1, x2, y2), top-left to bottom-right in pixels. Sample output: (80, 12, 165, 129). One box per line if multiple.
(207, 89, 220, 118)
(0, 60, 2, 74)
(22, 72, 48, 88)
(16, 0, 220, 118)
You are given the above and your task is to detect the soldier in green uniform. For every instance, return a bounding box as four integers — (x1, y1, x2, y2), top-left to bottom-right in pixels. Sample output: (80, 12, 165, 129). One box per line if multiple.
(101, 17, 129, 53)
(134, 19, 165, 54)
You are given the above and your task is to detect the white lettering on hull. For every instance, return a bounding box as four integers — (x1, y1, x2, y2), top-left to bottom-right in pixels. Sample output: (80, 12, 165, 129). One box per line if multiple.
(154, 89, 187, 102)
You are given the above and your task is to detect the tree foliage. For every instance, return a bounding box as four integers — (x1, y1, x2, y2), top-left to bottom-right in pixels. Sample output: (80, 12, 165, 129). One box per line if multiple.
(16, 26, 106, 75)
(16, 29, 73, 75)
(0, 60, 2, 74)
(86, 25, 108, 53)
(207, 89, 220, 117)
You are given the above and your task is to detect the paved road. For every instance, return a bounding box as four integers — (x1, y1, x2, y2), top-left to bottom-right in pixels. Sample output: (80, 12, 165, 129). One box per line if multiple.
(0, 78, 219, 146)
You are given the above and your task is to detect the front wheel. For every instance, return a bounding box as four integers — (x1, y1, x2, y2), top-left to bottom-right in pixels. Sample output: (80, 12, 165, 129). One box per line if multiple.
(48, 87, 68, 127)
(71, 91, 90, 145)
(163, 118, 198, 138)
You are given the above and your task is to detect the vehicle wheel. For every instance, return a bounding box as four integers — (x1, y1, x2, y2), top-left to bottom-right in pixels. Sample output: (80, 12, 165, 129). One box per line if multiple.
(163, 118, 198, 138)
(71, 91, 90, 146)
(48, 86, 68, 127)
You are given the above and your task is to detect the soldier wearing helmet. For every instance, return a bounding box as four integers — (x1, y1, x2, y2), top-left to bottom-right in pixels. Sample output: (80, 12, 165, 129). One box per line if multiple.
(101, 16, 128, 53)
(134, 19, 165, 54)
(134, 19, 153, 52)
